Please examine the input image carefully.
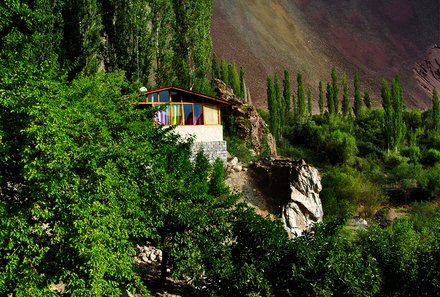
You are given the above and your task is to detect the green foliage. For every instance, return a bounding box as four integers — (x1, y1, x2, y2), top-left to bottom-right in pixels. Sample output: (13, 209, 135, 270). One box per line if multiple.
(220, 58, 229, 85)
(422, 148, 440, 166)
(353, 72, 362, 117)
(342, 73, 351, 118)
(363, 91, 371, 109)
(239, 66, 246, 98)
(228, 62, 241, 96)
(331, 67, 339, 114)
(325, 130, 358, 164)
(318, 81, 324, 115)
(432, 87, 440, 132)
(297, 72, 306, 121)
(283, 69, 291, 114)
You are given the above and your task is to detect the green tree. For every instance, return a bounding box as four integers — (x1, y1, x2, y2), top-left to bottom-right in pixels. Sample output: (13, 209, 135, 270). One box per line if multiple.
(331, 67, 339, 114)
(364, 91, 371, 109)
(432, 87, 440, 132)
(274, 74, 284, 139)
(267, 76, 277, 136)
(211, 52, 219, 79)
(354, 72, 362, 117)
(283, 69, 292, 114)
(220, 58, 229, 85)
(319, 81, 324, 115)
(326, 82, 334, 115)
(382, 79, 393, 153)
(391, 76, 405, 152)
(342, 73, 351, 118)
(297, 72, 306, 121)
(239, 66, 246, 98)
(307, 88, 313, 117)
(228, 63, 241, 96)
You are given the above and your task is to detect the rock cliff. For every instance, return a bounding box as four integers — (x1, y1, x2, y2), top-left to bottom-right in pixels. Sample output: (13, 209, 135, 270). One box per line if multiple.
(215, 79, 277, 158)
(250, 159, 323, 237)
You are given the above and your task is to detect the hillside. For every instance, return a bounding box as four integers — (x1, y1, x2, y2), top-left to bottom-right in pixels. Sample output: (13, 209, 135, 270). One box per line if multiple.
(212, 0, 439, 110)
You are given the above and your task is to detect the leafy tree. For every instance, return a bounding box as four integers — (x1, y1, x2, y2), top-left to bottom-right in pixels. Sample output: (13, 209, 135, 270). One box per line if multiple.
(432, 87, 440, 132)
(331, 67, 339, 114)
(391, 76, 405, 152)
(297, 72, 306, 120)
(274, 74, 284, 139)
(267, 76, 276, 136)
(342, 73, 351, 118)
(326, 82, 334, 115)
(319, 81, 324, 115)
(228, 62, 241, 96)
(283, 69, 292, 114)
(354, 72, 362, 116)
(382, 79, 393, 153)
(307, 88, 313, 116)
(211, 52, 219, 79)
(239, 66, 246, 98)
(220, 58, 229, 85)
(364, 91, 372, 109)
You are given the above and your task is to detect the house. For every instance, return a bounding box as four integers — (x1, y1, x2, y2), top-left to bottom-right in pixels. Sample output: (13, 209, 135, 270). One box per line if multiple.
(138, 86, 230, 162)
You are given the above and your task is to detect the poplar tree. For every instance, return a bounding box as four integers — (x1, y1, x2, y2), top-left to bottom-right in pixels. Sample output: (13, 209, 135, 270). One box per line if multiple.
(267, 76, 277, 136)
(331, 67, 339, 114)
(297, 72, 306, 120)
(354, 72, 362, 117)
(220, 58, 229, 85)
(391, 76, 405, 151)
(239, 66, 245, 98)
(307, 88, 313, 116)
(364, 91, 371, 109)
(326, 82, 334, 115)
(274, 75, 284, 139)
(381, 79, 393, 153)
(229, 63, 241, 96)
(319, 81, 324, 115)
(283, 69, 292, 114)
(342, 73, 351, 118)
(211, 53, 219, 79)
(433, 87, 440, 132)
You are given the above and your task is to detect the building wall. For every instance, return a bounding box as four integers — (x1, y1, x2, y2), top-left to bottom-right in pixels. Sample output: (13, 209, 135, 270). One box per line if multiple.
(192, 141, 228, 163)
(174, 125, 224, 142)
(174, 126, 227, 163)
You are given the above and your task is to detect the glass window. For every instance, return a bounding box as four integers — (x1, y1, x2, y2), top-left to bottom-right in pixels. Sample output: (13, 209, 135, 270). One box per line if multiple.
(155, 104, 170, 125)
(171, 104, 183, 125)
(183, 104, 193, 125)
(159, 90, 169, 102)
(170, 91, 180, 102)
(194, 104, 203, 125)
(204, 105, 219, 125)
(147, 93, 158, 103)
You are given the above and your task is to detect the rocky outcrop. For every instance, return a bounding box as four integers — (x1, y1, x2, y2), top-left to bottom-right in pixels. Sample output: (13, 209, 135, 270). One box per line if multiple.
(215, 79, 277, 158)
(251, 159, 323, 237)
(413, 46, 440, 97)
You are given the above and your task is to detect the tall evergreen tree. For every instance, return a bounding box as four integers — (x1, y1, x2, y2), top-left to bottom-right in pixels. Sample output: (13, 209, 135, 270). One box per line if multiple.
(331, 67, 339, 114)
(353, 72, 362, 117)
(229, 63, 241, 96)
(307, 88, 313, 117)
(381, 79, 393, 153)
(364, 91, 371, 109)
(239, 66, 245, 98)
(326, 82, 334, 115)
(319, 81, 324, 115)
(220, 58, 229, 85)
(171, 0, 213, 91)
(211, 53, 219, 79)
(283, 69, 292, 114)
(433, 87, 440, 132)
(342, 73, 351, 118)
(267, 76, 277, 136)
(297, 72, 306, 120)
(274, 75, 284, 139)
(391, 76, 405, 151)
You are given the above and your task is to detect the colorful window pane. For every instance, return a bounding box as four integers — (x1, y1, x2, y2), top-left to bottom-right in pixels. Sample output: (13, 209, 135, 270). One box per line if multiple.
(183, 104, 193, 125)
(171, 104, 183, 125)
(204, 105, 219, 124)
(155, 104, 169, 125)
(194, 104, 203, 125)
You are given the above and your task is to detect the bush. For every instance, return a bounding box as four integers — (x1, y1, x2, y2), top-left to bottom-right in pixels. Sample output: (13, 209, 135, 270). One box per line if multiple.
(324, 130, 358, 164)
(421, 148, 440, 166)
(401, 145, 421, 163)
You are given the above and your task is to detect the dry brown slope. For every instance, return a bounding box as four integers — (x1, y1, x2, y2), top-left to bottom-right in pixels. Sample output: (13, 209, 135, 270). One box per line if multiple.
(212, 0, 439, 110)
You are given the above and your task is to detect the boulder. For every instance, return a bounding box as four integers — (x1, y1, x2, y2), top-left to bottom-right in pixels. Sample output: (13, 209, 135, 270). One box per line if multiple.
(251, 159, 323, 236)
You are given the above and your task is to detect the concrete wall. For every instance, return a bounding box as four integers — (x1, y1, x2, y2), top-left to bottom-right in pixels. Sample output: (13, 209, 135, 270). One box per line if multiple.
(174, 125, 223, 143)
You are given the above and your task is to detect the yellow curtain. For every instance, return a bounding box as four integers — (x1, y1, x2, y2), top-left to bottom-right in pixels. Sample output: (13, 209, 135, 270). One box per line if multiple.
(204, 105, 219, 124)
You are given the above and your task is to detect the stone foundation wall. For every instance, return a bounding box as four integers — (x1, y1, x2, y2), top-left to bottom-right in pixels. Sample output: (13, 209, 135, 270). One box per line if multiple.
(192, 141, 228, 163)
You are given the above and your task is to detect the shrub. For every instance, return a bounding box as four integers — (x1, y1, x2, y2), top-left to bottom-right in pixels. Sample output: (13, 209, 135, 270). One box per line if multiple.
(324, 130, 358, 164)
(421, 148, 440, 166)
(401, 145, 422, 163)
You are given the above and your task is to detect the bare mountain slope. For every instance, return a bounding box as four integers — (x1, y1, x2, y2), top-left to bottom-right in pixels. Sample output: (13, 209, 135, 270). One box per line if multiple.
(212, 0, 439, 110)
